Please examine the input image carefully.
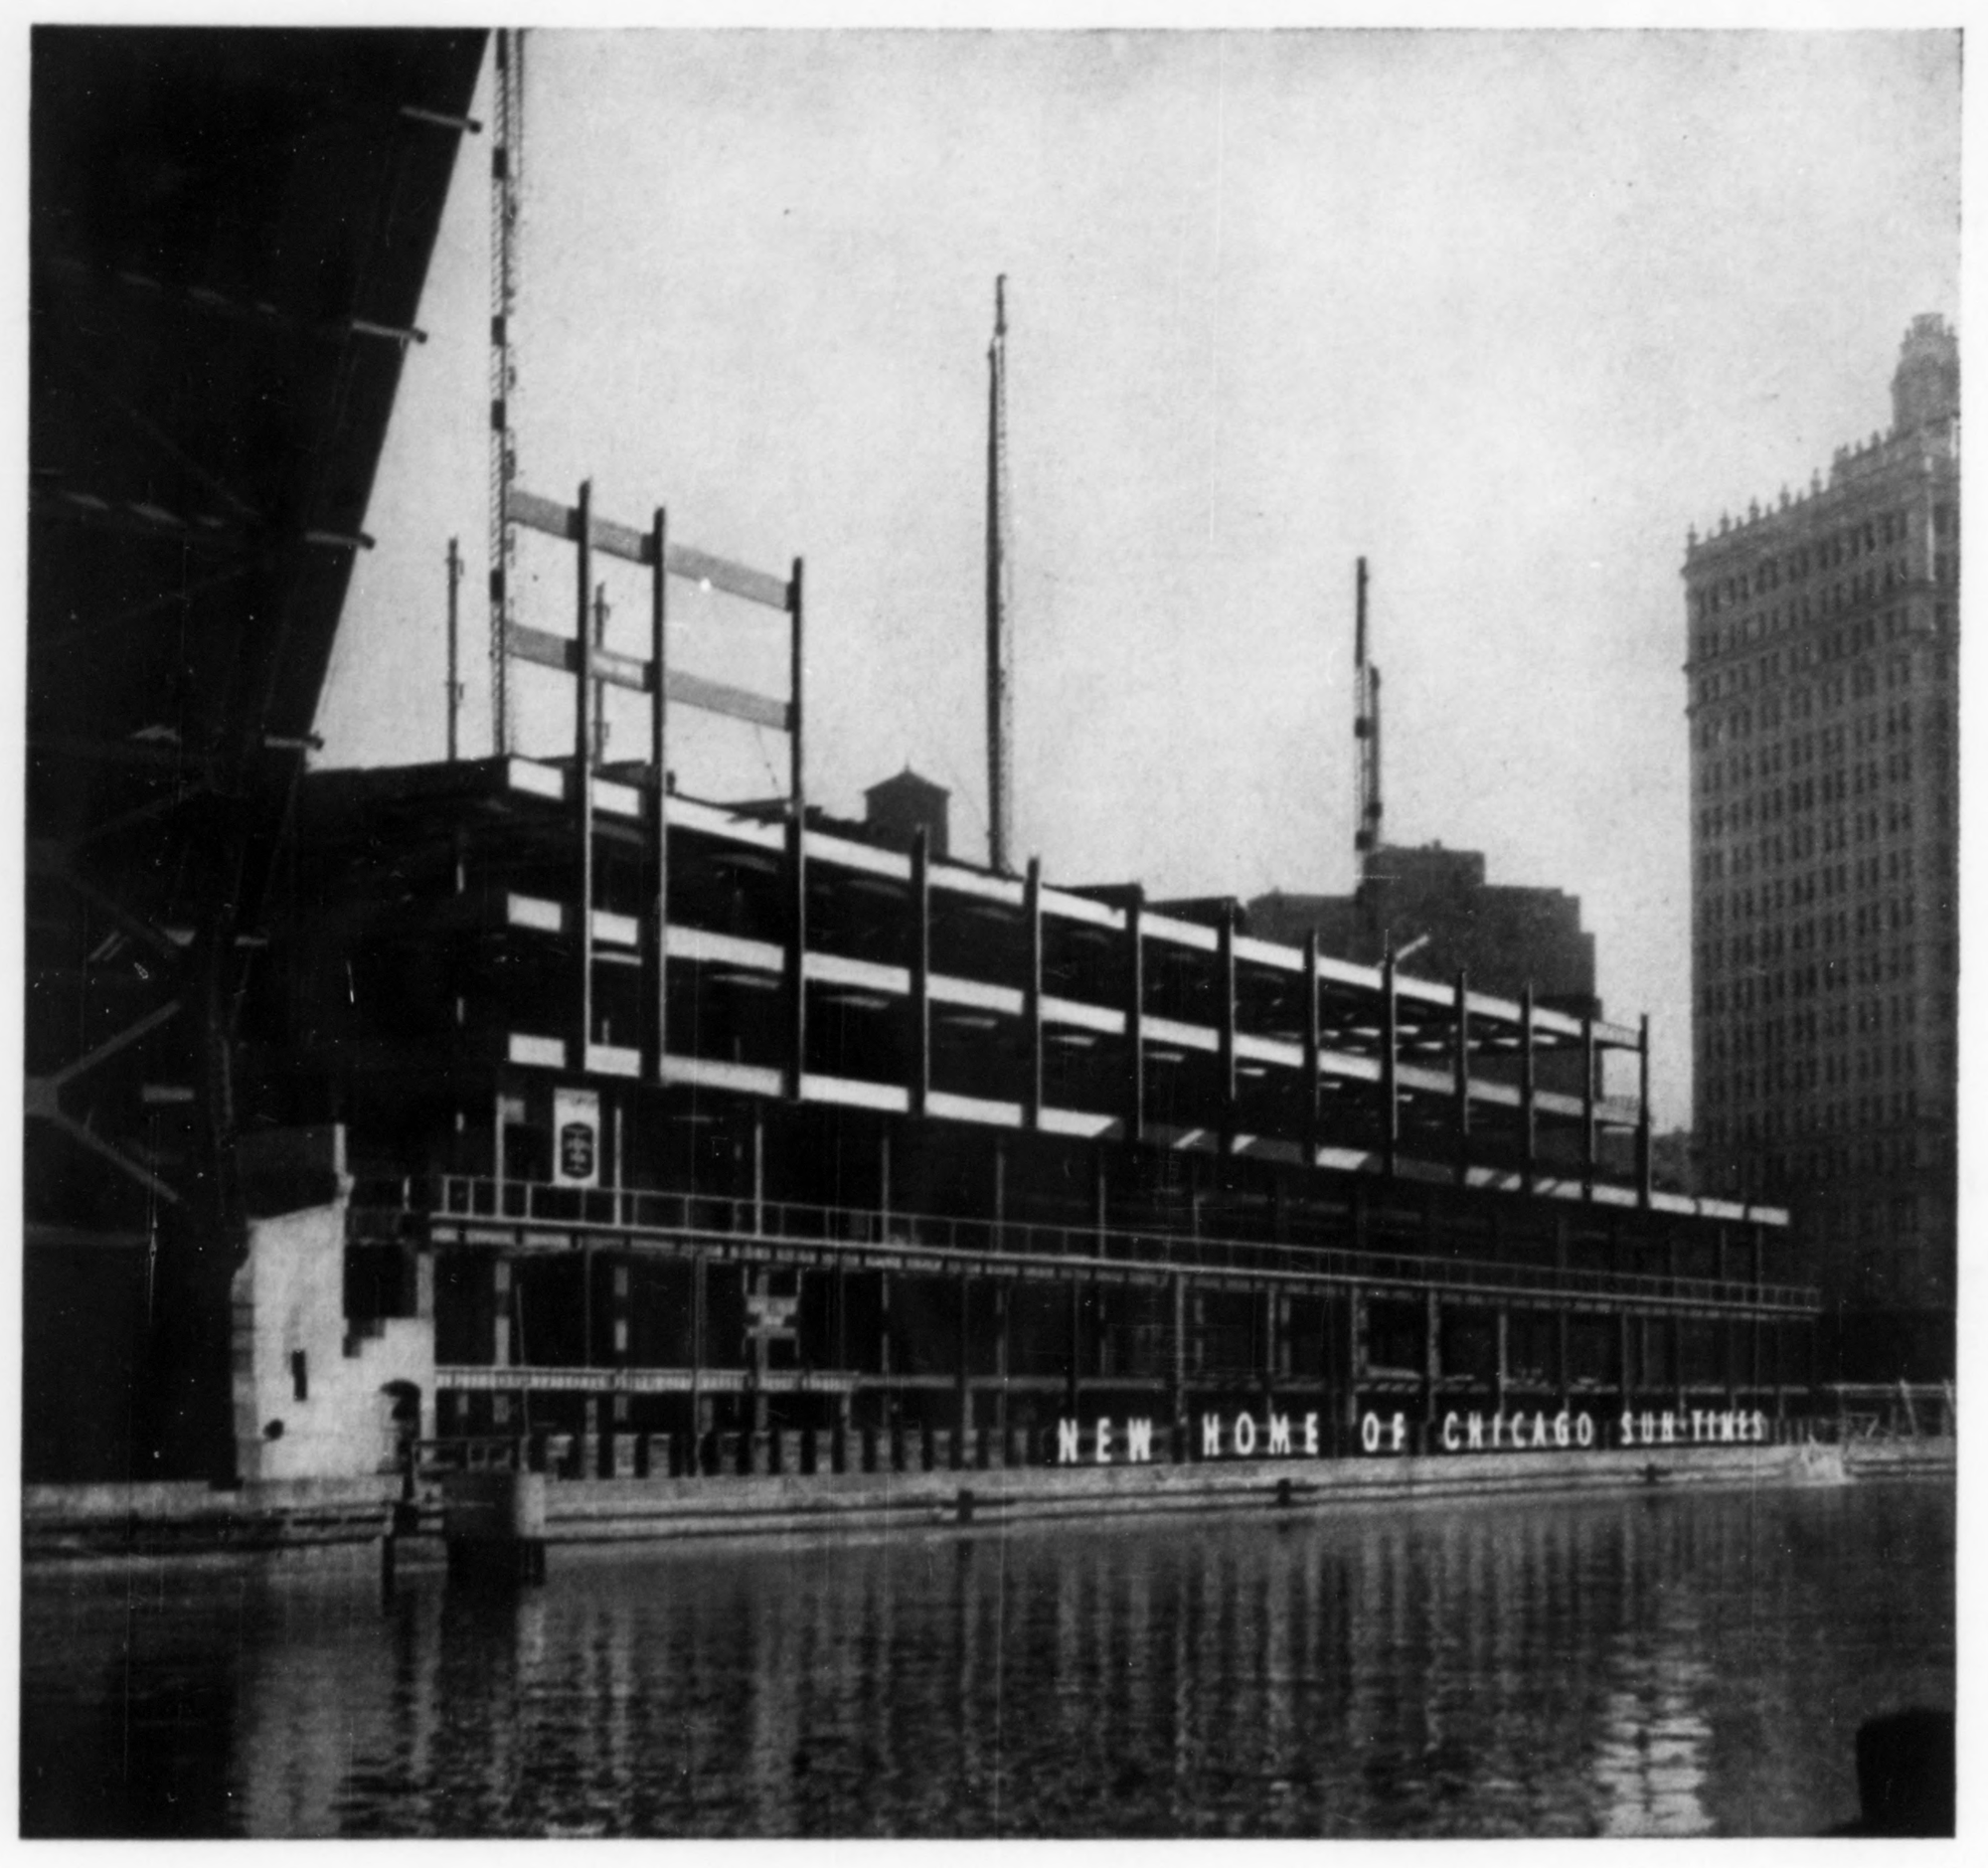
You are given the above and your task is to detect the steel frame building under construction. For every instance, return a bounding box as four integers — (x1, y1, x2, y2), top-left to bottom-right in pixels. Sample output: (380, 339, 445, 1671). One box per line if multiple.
(212, 477, 1816, 1484)
(25, 29, 1815, 1493)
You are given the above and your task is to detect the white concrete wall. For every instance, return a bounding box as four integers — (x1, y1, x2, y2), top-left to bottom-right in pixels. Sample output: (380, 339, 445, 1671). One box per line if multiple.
(231, 1198, 435, 1485)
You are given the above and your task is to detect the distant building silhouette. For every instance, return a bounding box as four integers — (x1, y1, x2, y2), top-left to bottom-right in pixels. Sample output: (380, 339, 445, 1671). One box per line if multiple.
(1682, 314, 1958, 1379)
(1248, 843, 1601, 1108)
(1248, 841, 1597, 1018)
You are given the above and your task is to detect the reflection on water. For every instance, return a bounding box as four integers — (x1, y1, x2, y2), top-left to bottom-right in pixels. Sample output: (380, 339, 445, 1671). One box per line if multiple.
(20, 1481, 1952, 1838)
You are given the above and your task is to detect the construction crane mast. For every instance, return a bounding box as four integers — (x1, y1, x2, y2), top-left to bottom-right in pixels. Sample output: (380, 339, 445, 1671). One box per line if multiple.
(1353, 555, 1382, 866)
(985, 274, 1015, 875)
(488, 29, 525, 755)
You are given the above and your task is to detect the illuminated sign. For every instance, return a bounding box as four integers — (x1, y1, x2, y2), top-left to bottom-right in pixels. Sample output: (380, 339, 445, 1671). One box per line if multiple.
(1053, 1412, 1325, 1465)
(1049, 1404, 1775, 1464)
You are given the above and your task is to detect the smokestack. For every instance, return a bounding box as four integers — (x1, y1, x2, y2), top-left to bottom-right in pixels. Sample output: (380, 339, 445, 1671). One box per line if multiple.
(985, 275, 1014, 874)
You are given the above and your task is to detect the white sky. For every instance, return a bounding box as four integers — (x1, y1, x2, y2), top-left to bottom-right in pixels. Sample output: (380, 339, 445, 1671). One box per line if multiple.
(316, 26, 1961, 1130)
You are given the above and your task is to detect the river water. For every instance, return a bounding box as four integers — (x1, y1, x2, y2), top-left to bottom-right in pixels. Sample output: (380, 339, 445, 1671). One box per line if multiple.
(19, 1476, 1952, 1838)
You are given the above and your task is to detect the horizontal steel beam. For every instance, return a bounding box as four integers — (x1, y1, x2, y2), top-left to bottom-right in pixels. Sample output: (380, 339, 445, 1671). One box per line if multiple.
(505, 620, 791, 731)
(506, 486, 790, 611)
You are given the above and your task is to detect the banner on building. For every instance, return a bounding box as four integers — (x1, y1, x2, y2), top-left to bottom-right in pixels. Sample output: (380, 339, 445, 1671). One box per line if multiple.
(553, 1086, 601, 1187)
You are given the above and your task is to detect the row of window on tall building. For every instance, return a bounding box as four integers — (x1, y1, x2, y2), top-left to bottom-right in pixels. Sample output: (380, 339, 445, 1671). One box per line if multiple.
(1692, 501, 1948, 617)
(1700, 775, 1919, 844)
(1705, 1085, 1924, 1143)
(1695, 936, 1923, 1001)
(1693, 614, 1929, 709)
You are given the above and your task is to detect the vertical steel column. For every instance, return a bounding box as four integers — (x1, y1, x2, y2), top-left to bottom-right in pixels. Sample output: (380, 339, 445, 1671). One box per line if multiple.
(1493, 1307, 1510, 1418)
(1346, 1287, 1367, 1431)
(648, 507, 670, 1077)
(1066, 1278, 1082, 1419)
(751, 1108, 765, 1236)
(1752, 1226, 1766, 1411)
(1617, 1310, 1633, 1417)
(991, 1125, 1007, 1441)
(1124, 889, 1146, 1146)
(879, 1262, 894, 1391)
(1556, 1215, 1572, 1410)
(1171, 1274, 1188, 1447)
(574, 481, 595, 1069)
(1452, 968, 1470, 1185)
(690, 1255, 708, 1444)
(908, 828, 931, 1116)
(878, 1129, 892, 1235)
(783, 828, 807, 1101)
(1302, 931, 1322, 1170)
(1024, 857, 1044, 1128)
(1717, 1222, 1735, 1411)
(1671, 1231, 1688, 1419)
(1636, 1012, 1653, 1208)
(785, 559, 806, 1101)
(1579, 1014, 1598, 1195)
(1217, 902, 1239, 1146)
(1380, 941, 1400, 1178)
(445, 537, 462, 763)
(1319, 1289, 1338, 1434)
(491, 1259, 510, 1369)
(1424, 1289, 1441, 1427)
(609, 1261, 629, 1368)
(1520, 981, 1538, 1191)
(956, 1274, 972, 1454)
(994, 1280, 1011, 1442)
(748, 1266, 769, 1434)
(1260, 1288, 1279, 1413)
(835, 1258, 848, 1373)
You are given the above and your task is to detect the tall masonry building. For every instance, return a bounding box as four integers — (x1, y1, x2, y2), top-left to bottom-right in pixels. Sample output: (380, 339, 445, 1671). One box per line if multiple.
(1682, 314, 1958, 1379)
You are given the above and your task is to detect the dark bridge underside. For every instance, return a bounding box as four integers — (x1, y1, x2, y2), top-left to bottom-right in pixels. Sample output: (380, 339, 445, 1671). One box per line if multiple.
(25, 27, 488, 1481)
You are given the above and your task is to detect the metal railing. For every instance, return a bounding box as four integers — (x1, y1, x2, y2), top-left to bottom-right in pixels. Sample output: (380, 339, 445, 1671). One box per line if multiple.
(347, 1173, 1820, 1318)
(1815, 1381, 1956, 1442)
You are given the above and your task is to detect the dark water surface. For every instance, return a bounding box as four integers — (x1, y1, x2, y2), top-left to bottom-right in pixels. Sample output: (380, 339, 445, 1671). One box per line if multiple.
(20, 1478, 1952, 1837)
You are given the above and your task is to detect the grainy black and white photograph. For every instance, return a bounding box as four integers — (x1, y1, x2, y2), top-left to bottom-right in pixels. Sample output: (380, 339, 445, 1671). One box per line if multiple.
(16, 11, 1961, 1841)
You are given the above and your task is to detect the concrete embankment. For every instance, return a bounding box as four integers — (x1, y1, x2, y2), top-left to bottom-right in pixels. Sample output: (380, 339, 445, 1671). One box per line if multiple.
(22, 1476, 400, 1563)
(27, 1438, 1950, 1563)
(1842, 1439, 1956, 1481)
